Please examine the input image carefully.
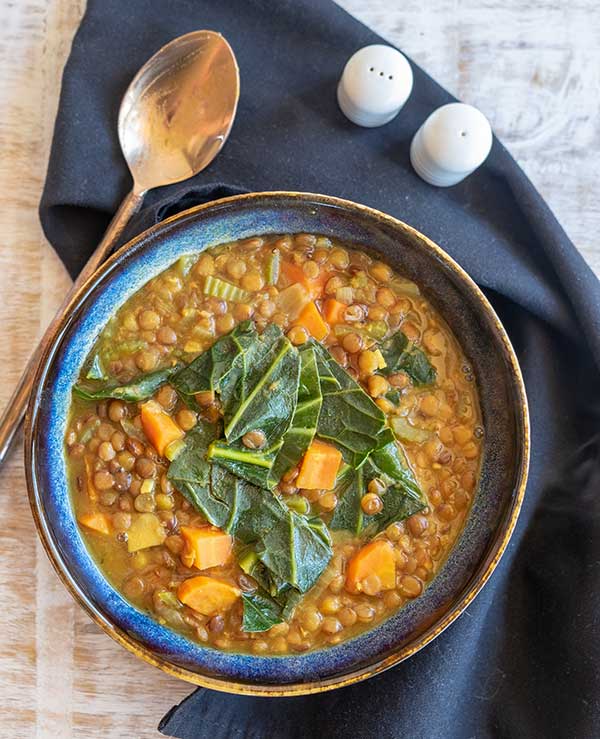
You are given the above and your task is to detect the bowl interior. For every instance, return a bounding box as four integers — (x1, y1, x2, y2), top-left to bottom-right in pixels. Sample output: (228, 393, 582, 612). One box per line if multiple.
(27, 192, 528, 694)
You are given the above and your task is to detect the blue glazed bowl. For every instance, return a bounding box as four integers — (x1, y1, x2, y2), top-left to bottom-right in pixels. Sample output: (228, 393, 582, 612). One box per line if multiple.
(25, 192, 529, 695)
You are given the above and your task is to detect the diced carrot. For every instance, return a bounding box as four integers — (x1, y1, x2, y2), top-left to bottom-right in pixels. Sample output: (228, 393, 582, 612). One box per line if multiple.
(345, 540, 396, 594)
(280, 260, 332, 299)
(293, 301, 329, 341)
(84, 456, 98, 502)
(296, 439, 342, 490)
(323, 298, 346, 325)
(79, 512, 111, 536)
(180, 526, 233, 570)
(281, 260, 309, 290)
(177, 576, 241, 617)
(140, 399, 184, 456)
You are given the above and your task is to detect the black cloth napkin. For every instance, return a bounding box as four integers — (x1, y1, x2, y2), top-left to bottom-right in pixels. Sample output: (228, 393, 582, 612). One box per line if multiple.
(40, 1, 600, 737)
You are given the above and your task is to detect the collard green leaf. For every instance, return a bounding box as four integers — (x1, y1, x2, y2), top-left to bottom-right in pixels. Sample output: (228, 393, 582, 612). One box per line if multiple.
(329, 464, 366, 536)
(171, 320, 257, 404)
(269, 345, 322, 484)
(167, 421, 255, 532)
(224, 334, 300, 446)
(241, 591, 283, 632)
(330, 441, 426, 537)
(207, 439, 282, 489)
(311, 341, 387, 467)
(234, 488, 289, 545)
(73, 365, 180, 402)
(259, 510, 333, 593)
(379, 330, 436, 386)
(167, 420, 218, 490)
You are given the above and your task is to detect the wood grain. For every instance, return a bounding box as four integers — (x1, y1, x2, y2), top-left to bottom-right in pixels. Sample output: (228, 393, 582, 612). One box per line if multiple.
(0, 1, 597, 737)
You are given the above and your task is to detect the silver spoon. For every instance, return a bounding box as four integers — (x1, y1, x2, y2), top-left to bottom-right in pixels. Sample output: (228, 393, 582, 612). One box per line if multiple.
(0, 29, 239, 467)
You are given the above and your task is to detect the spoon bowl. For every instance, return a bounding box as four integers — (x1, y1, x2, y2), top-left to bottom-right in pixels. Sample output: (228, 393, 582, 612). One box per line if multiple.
(119, 30, 239, 193)
(0, 29, 239, 467)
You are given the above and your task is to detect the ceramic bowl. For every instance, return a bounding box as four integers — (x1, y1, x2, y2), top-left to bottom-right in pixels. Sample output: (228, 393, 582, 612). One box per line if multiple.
(25, 192, 529, 696)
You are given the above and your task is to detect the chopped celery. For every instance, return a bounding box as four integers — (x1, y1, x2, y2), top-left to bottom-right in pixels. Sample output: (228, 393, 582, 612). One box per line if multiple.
(285, 495, 310, 515)
(391, 279, 420, 297)
(333, 324, 376, 346)
(238, 547, 259, 574)
(365, 321, 388, 340)
(176, 254, 196, 276)
(120, 418, 146, 440)
(79, 418, 100, 444)
(165, 438, 186, 461)
(102, 339, 146, 362)
(350, 271, 369, 289)
(203, 275, 250, 303)
(391, 416, 431, 444)
(157, 590, 181, 609)
(266, 249, 280, 285)
(335, 286, 353, 305)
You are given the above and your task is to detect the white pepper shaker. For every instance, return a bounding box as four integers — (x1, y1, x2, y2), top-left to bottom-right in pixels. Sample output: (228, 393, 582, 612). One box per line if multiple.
(337, 45, 414, 127)
(410, 103, 493, 186)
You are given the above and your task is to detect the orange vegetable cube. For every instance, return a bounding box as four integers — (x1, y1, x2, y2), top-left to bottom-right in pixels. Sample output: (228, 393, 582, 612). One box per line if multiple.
(345, 540, 396, 594)
(177, 576, 241, 617)
(294, 301, 329, 341)
(180, 526, 233, 570)
(140, 399, 184, 456)
(280, 260, 331, 299)
(296, 439, 342, 490)
(79, 512, 111, 536)
(323, 298, 346, 325)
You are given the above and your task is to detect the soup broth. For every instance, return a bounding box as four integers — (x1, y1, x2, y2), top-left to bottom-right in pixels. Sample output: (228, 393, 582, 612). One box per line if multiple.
(66, 233, 482, 654)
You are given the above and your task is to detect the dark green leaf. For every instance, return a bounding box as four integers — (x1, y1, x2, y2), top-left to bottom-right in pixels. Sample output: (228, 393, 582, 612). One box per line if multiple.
(241, 590, 283, 632)
(73, 365, 180, 402)
(171, 320, 257, 405)
(234, 488, 289, 545)
(378, 330, 408, 369)
(385, 388, 402, 405)
(167, 421, 255, 532)
(311, 341, 387, 467)
(269, 345, 322, 484)
(224, 334, 300, 446)
(207, 439, 282, 489)
(281, 588, 303, 620)
(379, 330, 436, 386)
(259, 510, 333, 593)
(330, 442, 426, 536)
(329, 464, 366, 536)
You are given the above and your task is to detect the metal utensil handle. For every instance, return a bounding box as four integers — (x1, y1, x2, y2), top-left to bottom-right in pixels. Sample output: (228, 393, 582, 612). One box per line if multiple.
(0, 188, 144, 468)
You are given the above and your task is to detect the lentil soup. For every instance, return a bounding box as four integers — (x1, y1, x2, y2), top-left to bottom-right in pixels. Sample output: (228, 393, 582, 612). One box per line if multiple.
(66, 233, 482, 655)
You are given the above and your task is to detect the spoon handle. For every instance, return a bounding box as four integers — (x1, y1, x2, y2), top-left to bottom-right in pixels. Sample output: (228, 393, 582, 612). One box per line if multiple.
(0, 188, 145, 468)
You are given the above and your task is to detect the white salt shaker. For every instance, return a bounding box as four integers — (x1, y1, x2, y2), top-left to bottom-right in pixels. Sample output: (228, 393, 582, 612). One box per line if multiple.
(410, 103, 493, 186)
(337, 45, 414, 127)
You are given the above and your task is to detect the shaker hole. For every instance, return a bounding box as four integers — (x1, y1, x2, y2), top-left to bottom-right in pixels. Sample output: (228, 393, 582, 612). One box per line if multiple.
(460, 130, 468, 137)
(379, 71, 384, 76)
(369, 67, 375, 72)
(388, 75, 393, 80)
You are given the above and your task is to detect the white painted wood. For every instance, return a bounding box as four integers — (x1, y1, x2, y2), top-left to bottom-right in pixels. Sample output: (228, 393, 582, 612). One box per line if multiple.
(0, 1, 597, 737)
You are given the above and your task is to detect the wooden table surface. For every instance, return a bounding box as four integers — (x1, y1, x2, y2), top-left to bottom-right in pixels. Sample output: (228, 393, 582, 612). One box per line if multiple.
(1, 1, 598, 737)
